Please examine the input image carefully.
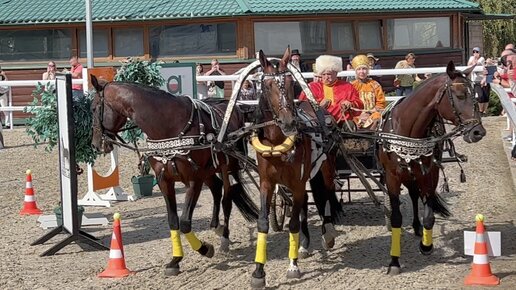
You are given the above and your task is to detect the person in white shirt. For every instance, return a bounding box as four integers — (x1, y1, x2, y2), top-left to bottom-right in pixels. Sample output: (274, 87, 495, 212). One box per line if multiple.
(468, 47, 489, 115)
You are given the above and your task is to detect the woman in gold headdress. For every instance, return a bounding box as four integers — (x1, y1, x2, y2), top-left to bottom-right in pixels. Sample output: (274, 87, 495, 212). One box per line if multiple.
(350, 54, 386, 130)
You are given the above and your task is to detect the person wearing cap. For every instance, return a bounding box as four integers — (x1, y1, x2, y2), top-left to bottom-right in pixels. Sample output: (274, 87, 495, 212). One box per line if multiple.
(350, 55, 386, 130)
(366, 53, 382, 83)
(468, 47, 489, 114)
(291, 49, 311, 98)
(291, 49, 310, 73)
(299, 55, 363, 123)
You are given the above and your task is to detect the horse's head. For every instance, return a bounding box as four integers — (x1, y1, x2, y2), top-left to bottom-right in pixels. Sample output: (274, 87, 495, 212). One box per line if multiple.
(437, 61, 486, 143)
(90, 75, 128, 153)
(258, 47, 297, 136)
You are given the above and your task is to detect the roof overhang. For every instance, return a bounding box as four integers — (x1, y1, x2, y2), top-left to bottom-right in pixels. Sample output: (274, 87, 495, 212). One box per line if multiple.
(464, 13, 516, 21)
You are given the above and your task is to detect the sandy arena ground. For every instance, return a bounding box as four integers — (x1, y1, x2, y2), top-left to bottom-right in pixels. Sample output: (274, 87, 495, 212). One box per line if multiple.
(0, 116, 515, 289)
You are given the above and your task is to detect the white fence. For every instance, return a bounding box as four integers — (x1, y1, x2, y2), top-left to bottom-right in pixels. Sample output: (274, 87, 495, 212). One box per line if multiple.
(0, 65, 504, 131)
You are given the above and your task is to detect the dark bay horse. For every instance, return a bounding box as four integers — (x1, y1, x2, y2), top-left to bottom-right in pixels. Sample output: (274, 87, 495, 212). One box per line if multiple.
(378, 61, 486, 275)
(250, 48, 344, 288)
(90, 76, 258, 276)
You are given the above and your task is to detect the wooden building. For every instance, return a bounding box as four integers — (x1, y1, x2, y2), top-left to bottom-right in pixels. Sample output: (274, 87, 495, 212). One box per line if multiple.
(0, 0, 488, 120)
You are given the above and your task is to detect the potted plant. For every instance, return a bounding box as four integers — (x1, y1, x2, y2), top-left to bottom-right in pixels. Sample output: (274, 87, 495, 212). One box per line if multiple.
(131, 156, 155, 198)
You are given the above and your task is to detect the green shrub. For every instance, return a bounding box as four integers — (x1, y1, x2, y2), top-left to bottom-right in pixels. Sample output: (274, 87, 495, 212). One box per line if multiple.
(486, 89, 503, 117)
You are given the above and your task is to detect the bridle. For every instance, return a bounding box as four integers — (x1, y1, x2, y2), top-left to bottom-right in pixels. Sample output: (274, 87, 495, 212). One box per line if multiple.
(260, 67, 295, 124)
(435, 76, 480, 132)
(92, 83, 134, 151)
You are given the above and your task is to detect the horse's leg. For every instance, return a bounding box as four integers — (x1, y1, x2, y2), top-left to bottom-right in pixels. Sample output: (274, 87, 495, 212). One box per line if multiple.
(407, 182, 423, 237)
(251, 179, 273, 288)
(180, 178, 215, 258)
(219, 167, 233, 253)
(298, 192, 310, 259)
(157, 173, 183, 277)
(386, 175, 403, 275)
(205, 174, 223, 235)
(286, 185, 305, 279)
(311, 166, 340, 250)
(419, 197, 435, 255)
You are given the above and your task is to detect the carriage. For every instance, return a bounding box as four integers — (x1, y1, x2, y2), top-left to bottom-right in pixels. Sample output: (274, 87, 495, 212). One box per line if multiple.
(90, 47, 485, 286)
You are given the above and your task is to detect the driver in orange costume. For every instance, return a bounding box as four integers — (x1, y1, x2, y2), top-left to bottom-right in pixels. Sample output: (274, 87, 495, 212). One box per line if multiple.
(299, 55, 363, 122)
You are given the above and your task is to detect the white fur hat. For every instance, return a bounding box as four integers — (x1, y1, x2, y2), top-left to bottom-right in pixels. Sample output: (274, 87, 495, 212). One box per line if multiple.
(315, 55, 342, 73)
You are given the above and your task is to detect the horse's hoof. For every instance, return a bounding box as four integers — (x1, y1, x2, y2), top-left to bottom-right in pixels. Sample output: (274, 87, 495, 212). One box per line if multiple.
(251, 277, 266, 289)
(214, 225, 225, 237)
(387, 266, 401, 275)
(204, 243, 215, 258)
(321, 236, 335, 250)
(219, 237, 230, 253)
(164, 266, 180, 276)
(298, 247, 310, 259)
(419, 242, 434, 255)
(286, 268, 301, 279)
(414, 227, 423, 237)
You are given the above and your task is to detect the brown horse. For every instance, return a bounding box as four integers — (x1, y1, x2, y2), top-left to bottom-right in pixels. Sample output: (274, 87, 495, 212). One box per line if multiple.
(378, 61, 486, 275)
(90, 76, 258, 276)
(250, 48, 343, 288)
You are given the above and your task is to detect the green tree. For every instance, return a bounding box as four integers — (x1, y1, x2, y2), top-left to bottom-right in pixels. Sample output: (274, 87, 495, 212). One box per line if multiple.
(477, 0, 516, 57)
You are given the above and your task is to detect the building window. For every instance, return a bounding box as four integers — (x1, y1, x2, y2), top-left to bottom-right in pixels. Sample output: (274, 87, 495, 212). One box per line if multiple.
(254, 21, 326, 55)
(357, 21, 382, 50)
(113, 28, 144, 57)
(331, 22, 355, 51)
(0, 29, 72, 61)
(387, 17, 450, 49)
(150, 23, 236, 58)
(79, 29, 109, 58)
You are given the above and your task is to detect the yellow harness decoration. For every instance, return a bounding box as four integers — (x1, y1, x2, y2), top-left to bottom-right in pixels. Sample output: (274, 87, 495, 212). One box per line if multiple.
(250, 134, 296, 157)
(184, 232, 202, 251)
(289, 232, 300, 260)
(390, 228, 401, 257)
(422, 228, 433, 247)
(170, 230, 184, 257)
(255, 232, 268, 264)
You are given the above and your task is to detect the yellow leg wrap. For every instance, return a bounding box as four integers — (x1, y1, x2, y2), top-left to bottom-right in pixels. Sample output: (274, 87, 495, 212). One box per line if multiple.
(422, 228, 433, 247)
(184, 232, 202, 251)
(390, 228, 401, 257)
(255, 232, 267, 264)
(170, 230, 183, 257)
(289, 232, 300, 260)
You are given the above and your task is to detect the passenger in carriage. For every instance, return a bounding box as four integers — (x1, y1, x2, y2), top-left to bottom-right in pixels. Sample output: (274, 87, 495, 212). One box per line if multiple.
(298, 55, 363, 123)
(350, 55, 386, 130)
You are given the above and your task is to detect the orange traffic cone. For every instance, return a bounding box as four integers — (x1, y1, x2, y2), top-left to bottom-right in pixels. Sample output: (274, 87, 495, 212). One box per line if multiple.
(464, 214, 500, 286)
(98, 213, 133, 278)
(20, 169, 42, 215)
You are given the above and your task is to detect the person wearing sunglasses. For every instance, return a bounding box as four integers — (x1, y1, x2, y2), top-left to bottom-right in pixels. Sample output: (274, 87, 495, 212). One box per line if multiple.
(468, 47, 489, 115)
(42, 61, 57, 81)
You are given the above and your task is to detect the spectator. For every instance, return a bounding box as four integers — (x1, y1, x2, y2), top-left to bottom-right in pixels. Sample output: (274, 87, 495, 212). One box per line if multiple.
(238, 80, 256, 101)
(291, 49, 310, 98)
(69, 56, 84, 100)
(366, 53, 382, 83)
(346, 54, 355, 82)
(298, 55, 363, 123)
(312, 63, 321, 83)
(350, 55, 386, 130)
(205, 58, 225, 98)
(291, 49, 310, 72)
(394, 52, 420, 96)
(468, 47, 490, 115)
(42, 61, 57, 81)
(0, 67, 9, 127)
(195, 64, 208, 99)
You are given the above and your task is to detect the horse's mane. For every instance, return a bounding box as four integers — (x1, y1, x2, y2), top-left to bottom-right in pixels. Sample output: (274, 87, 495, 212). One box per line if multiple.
(409, 69, 467, 96)
(110, 81, 177, 99)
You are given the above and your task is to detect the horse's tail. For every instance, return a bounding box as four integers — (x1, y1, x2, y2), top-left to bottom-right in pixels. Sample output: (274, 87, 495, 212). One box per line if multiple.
(431, 192, 451, 218)
(230, 179, 259, 222)
(310, 171, 345, 225)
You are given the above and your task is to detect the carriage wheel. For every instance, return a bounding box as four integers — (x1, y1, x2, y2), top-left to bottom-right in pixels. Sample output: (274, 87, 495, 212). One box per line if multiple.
(270, 185, 287, 232)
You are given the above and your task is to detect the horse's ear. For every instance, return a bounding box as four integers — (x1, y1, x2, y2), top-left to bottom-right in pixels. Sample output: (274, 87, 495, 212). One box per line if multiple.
(281, 46, 291, 66)
(446, 61, 456, 79)
(90, 74, 102, 91)
(258, 50, 270, 71)
(462, 64, 476, 78)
